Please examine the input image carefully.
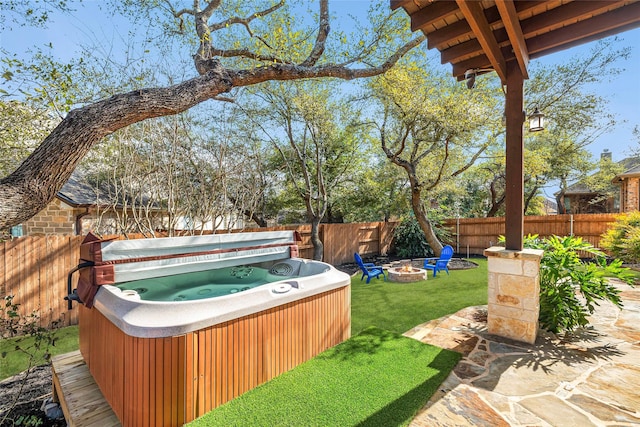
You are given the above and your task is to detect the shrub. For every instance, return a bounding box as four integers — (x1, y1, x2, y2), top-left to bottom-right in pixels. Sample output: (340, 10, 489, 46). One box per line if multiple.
(392, 217, 431, 258)
(392, 216, 451, 258)
(519, 235, 634, 334)
(600, 211, 640, 264)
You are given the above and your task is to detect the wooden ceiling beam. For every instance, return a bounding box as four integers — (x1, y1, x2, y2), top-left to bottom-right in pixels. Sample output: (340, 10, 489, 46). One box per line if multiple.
(525, 2, 640, 57)
(452, 56, 492, 80)
(495, 0, 529, 79)
(390, 0, 417, 11)
(440, 39, 483, 65)
(440, 26, 512, 65)
(528, 21, 640, 60)
(425, 2, 541, 50)
(455, 0, 507, 82)
(426, 20, 471, 50)
(440, 0, 629, 70)
(411, 1, 460, 32)
(521, 1, 628, 37)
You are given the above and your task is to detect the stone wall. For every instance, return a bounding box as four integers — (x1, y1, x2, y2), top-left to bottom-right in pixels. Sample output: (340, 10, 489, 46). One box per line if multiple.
(22, 198, 83, 235)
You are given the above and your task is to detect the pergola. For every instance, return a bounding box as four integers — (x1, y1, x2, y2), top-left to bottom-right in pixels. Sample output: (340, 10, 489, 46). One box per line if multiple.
(391, 0, 640, 250)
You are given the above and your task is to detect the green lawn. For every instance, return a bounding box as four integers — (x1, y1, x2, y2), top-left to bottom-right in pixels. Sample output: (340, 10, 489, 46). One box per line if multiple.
(0, 325, 79, 380)
(351, 258, 488, 335)
(188, 327, 461, 427)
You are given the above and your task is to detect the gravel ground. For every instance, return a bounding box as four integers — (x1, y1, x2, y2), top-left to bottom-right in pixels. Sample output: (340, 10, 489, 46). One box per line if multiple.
(0, 257, 478, 426)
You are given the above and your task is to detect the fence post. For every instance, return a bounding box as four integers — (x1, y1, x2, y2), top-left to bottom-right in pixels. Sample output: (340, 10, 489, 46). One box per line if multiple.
(570, 214, 574, 236)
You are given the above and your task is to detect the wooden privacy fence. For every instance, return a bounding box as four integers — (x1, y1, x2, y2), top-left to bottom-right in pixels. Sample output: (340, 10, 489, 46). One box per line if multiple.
(220, 222, 397, 265)
(0, 222, 397, 328)
(442, 213, 619, 256)
(1, 215, 618, 329)
(1, 235, 81, 329)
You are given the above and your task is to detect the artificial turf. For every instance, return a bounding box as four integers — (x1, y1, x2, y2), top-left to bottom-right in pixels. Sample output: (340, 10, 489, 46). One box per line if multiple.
(187, 327, 461, 427)
(351, 258, 488, 335)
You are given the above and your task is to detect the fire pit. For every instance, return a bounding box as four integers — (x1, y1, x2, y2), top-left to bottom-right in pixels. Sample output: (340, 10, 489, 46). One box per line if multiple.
(387, 263, 427, 283)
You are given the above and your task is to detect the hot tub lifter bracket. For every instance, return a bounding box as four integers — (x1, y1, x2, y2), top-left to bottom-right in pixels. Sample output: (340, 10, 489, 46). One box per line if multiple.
(65, 262, 93, 310)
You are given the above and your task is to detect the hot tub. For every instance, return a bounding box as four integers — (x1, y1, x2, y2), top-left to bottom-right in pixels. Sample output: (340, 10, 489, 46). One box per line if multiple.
(72, 231, 351, 426)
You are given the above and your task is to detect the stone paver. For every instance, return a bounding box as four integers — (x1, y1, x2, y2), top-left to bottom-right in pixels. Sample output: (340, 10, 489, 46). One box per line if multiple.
(405, 280, 640, 427)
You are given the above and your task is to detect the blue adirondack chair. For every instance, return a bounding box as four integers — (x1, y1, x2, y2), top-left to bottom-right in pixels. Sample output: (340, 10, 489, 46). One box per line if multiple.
(354, 253, 386, 283)
(423, 245, 454, 277)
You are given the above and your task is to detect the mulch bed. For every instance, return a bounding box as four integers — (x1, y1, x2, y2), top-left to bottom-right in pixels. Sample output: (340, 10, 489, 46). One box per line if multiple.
(0, 365, 66, 427)
(336, 256, 479, 276)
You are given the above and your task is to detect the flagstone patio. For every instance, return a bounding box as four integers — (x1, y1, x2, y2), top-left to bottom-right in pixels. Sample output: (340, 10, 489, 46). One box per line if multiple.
(404, 279, 640, 426)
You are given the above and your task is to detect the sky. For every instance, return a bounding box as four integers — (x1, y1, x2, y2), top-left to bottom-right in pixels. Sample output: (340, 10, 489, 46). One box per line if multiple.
(2, 0, 639, 178)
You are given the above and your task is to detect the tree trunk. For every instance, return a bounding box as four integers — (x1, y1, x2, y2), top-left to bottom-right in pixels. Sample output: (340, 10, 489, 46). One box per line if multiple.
(310, 218, 323, 261)
(0, 66, 234, 229)
(409, 182, 443, 256)
(556, 192, 567, 214)
(248, 211, 268, 227)
(556, 178, 568, 214)
(486, 178, 505, 217)
(524, 185, 539, 213)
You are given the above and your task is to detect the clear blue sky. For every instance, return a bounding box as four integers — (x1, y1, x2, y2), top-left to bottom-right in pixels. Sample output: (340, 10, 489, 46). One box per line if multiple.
(2, 1, 639, 165)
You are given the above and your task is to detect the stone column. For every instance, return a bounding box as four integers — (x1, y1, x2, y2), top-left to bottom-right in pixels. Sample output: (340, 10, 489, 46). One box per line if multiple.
(484, 246, 543, 344)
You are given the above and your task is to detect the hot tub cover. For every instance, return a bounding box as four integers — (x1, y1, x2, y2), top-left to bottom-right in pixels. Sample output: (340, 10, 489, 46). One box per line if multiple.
(76, 231, 300, 308)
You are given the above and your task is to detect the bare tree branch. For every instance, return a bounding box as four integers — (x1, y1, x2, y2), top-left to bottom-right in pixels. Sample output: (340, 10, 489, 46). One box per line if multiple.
(300, 0, 329, 67)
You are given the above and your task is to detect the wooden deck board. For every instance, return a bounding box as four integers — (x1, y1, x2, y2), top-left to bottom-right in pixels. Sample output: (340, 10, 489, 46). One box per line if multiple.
(51, 350, 121, 427)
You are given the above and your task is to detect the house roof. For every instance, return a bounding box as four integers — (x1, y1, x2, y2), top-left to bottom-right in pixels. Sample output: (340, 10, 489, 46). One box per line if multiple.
(563, 182, 597, 196)
(57, 172, 109, 207)
(563, 156, 640, 194)
(57, 172, 158, 209)
(613, 163, 640, 182)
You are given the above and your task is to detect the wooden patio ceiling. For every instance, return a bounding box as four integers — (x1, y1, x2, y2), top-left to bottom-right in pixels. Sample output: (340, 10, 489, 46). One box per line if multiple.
(391, 0, 640, 83)
(391, 0, 640, 250)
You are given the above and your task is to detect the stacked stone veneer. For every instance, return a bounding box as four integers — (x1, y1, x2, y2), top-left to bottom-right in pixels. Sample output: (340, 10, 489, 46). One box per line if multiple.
(484, 246, 543, 344)
(22, 198, 80, 235)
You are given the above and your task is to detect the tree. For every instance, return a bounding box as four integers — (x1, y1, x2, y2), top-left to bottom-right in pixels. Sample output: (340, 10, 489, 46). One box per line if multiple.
(81, 108, 268, 236)
(458, 39, 630, 217)
(331, 155, 410, 223)
(369, 62, 502, 255)
(242, 80, 367, 260)
(580, 154, 624, 211)
(625, 126, 640, 157)
(0, 0, 425, 230)
(526, 39, 628, 214)
(0, 100, 57, 177)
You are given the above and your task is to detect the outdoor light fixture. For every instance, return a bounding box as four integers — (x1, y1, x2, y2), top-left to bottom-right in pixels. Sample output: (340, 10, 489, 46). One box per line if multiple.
(465, 69, 477, 89)
(464, 68, 494, 90)
(528, 107, 545, 132)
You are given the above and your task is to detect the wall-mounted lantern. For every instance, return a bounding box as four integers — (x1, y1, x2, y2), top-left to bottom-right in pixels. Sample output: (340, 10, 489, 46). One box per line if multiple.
(528, 107, 545, 132)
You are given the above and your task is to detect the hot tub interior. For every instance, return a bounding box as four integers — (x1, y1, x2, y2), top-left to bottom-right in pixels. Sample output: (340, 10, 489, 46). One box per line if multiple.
(114, 259, 329, 301)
